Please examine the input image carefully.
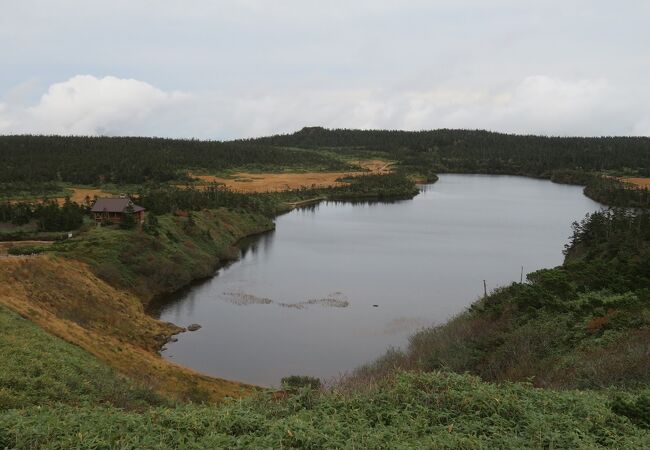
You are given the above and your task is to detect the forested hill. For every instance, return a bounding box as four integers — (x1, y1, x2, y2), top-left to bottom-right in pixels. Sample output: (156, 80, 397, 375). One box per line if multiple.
(0, 135, 351, 185)
(1, 129, 649, 188)
(252, 127, 650, 176)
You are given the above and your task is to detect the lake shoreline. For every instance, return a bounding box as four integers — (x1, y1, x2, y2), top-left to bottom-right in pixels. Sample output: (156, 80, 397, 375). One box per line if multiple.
(147, 188, 424, 352)
(158, 175, 603, 386)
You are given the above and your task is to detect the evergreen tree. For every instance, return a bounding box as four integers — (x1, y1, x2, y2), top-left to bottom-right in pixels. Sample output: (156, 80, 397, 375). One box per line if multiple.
(184, 211, 196, 230)
(120, 204, 136, 229)
(143, 212, 159, 236)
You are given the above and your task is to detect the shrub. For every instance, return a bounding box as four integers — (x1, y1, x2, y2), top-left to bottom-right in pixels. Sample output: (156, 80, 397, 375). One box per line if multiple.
(119, 205, 136, 229)
(612, 394, 650, 429)
(7, 246, 49, 256)
(281, 375, 321, 391)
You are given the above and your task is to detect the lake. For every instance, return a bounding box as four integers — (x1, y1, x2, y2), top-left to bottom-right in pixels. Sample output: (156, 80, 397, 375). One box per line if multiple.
(153, 174, 603, 386)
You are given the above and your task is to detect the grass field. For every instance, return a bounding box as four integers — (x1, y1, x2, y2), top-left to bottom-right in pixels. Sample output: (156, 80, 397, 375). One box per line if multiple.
(58, 187, 113, 205)
(1, 370, 648, 449)
(0, 304, 166, 410)
(190, 159, 394, 193)
(622, 177, 650, 188)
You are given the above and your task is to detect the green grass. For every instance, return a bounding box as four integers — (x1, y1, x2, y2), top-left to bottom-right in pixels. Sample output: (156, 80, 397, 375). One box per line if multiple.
(1, 371, 648, 449)
(0, 182, 68, 201)
(50, 208, 274, 301)
(0, 305, 166, 411)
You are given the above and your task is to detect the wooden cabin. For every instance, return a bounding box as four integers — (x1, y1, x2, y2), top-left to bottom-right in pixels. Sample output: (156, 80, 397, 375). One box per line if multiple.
(90, 197, 145, 225)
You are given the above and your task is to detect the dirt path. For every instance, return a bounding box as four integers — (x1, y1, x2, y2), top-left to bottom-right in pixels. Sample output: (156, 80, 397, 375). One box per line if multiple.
(191, 159, 395, 193)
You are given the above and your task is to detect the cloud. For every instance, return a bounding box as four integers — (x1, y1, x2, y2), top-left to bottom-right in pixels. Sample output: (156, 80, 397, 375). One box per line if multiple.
(1, 2, 649, 138)
(426, 76, 618, 136)
(633, 117, 650, 136)
(0, 103, 12, 130)
(0, 74, 647, 138)
(0, 75, 187, 135)
(189, 75, 636, 138)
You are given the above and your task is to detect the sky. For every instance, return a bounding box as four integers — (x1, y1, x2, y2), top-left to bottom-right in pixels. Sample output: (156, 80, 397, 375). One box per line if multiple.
(1, 0, 649, 139)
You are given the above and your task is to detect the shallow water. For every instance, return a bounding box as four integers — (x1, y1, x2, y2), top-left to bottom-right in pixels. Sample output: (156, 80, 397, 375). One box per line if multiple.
(154, 175, 603, 386)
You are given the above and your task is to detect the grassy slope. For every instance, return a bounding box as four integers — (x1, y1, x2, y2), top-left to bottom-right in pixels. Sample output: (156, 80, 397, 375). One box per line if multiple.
(54, 208, 275, 303)
(0, 305, 166, 410)
(0, 255, 252, 403)
(1, 371, 648, 449)
(0, 208, 274, 402)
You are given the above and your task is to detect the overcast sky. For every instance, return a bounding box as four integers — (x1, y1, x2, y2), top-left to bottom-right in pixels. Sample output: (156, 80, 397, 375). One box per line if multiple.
(1, 0, 649, 139)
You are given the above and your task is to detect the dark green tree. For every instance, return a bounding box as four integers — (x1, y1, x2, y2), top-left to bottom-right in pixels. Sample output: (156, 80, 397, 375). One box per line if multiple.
(143, 212, 159, 236)
(119, 204, 136, 229)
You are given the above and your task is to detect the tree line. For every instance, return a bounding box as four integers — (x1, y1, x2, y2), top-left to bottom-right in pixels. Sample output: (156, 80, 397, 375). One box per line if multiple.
(0, 135, 351, 185)
(137, 173, 418, 216)
(0, 199, 84, 232)
(566, 208, 650, 267)
(2, 129, 648, 189)
(254, 127, 650, 177)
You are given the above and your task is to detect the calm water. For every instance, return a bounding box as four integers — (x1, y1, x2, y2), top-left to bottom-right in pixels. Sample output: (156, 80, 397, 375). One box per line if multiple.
(154, 175, 602, 386)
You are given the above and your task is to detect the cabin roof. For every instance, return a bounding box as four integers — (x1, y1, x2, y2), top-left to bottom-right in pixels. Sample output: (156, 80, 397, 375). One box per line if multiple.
(90, 197, 145, 213)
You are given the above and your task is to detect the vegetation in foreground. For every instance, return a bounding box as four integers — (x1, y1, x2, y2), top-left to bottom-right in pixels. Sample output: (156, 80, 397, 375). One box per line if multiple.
(0, 305, 165, 411)
(1, 370, 648, 449)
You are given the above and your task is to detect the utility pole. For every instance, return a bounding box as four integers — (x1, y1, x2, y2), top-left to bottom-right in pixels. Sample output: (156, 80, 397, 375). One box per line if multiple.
(520, 266, 524, 284)
(483, 280, 487, 297)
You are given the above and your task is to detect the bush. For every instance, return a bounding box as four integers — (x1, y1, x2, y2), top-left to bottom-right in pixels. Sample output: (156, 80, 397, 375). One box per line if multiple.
(1, 371, 649, 449)
(612, 394, 650, 429)
(7, 245, 49, 256)
(281, 375, 321, 391)
(119, 205, 136, 229)
(143, 212, 159, 236)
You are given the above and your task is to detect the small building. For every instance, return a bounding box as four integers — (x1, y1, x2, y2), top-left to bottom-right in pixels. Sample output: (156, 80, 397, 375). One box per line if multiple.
(90, 197, 145, 225)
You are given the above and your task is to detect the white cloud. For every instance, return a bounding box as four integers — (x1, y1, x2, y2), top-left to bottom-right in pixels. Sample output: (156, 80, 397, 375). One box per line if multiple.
(186, 75, 637, 138)
(1, 2, 649, 138)
(0, 103, 12, 131)
(0, 74, 647, 138)
(633, 117, 650, 136)
(428, 76, 619, 136)
(1, 75, 187, 135)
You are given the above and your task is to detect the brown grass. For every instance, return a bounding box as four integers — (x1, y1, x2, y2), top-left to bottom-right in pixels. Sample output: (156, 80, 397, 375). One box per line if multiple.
(0, 255, 255, 402)
(6, 187, 112, 205)
(190, 159, 394, 193)
(58, 187, 112, 206)
(620, 177, 650, 188)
